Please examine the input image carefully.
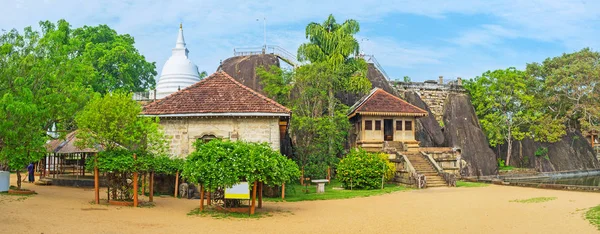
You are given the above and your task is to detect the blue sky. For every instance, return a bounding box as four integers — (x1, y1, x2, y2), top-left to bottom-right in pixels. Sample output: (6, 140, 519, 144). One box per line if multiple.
(1, 0, 599, 82)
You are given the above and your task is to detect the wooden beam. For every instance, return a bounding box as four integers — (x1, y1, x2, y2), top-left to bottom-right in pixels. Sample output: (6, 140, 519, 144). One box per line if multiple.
(133, 153, 138, 207)
(250, 181, 257, 215)
(174, 171, 179, 198)
(149, 171, 154, 202)
(281, 183, 285, 200)
(94, 154, 99, 205)
(199, 184, 204, 211)
(258, 182, 263, 209)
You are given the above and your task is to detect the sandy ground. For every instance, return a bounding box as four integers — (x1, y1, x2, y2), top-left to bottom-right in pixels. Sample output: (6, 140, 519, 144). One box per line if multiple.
(1, 174, 599, 234)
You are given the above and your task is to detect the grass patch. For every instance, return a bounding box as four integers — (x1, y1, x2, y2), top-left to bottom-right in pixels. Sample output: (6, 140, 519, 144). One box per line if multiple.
(187, 207, 270, 219)
(586, 205, 600, 230)
(264, 180, 409, 202)
(510, 197, 557, 203)
(456, 181, 489, 188)
(499, 165, 516, 171)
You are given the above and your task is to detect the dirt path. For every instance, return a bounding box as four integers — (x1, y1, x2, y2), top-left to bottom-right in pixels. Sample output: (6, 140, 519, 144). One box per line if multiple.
(1, 175, 599, 234)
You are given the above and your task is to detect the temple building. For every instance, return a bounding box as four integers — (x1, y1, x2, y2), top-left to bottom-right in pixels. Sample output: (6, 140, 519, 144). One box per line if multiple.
(142, 71, 291, 157)
(348, 88, 428, 152)
(154, 24, 201, 99)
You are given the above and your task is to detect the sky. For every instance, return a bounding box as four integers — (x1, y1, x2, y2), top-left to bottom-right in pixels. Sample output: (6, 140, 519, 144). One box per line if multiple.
(1, 0, 600, 82)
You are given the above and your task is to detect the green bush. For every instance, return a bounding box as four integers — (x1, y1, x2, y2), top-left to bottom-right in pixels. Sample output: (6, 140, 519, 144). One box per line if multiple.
(337, 149, 395, 190)
(535, 147, 548, 158)
(182, 140, 300, 191)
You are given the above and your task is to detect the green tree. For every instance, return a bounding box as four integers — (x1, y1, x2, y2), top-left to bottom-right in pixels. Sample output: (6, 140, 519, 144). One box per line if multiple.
(256, 65, 293, 106)
(0, 22, 93, 188)
(526, 48, 600, 133)
(75, 92, 166, 153)
(465, 67, 563, 166)
(182, 140, 300, 193)
(70, 23, 157, 94)
(293, 15, 371, 177)
(199, 71, 208, 79)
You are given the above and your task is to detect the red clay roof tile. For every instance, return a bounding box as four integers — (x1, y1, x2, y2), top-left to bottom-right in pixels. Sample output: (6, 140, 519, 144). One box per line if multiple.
(142, 71, 291, 115)
(348, 88, 428, 117)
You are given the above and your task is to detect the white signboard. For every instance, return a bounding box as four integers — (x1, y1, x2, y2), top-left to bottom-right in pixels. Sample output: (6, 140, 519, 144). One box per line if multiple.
(224, 182, 250, 199)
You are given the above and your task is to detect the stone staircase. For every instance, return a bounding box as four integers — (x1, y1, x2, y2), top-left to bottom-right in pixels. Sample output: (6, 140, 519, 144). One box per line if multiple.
(404, 152, 447, 187)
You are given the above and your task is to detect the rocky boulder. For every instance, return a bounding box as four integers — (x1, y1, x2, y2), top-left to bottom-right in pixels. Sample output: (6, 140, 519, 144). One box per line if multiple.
(403, 91, 445, 147)
(443, 93, 498, 176)
(338, 63, 398, 106)
(497, 130, 600, 172)
(219, 54, 280, 95)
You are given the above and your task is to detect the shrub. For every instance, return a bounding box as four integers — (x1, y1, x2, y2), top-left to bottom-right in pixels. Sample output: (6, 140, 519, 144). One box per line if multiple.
(535, 147, 548, 158)
(337, 149, 395, 190)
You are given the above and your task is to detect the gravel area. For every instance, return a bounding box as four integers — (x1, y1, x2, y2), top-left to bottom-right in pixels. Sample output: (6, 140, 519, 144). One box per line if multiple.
(1, 174, 599, 234)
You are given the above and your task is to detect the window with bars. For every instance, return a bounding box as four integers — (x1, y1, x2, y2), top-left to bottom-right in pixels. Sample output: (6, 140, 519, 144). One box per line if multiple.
(405, 121, 413, 131)
(375, 120, 381, 130)
(396, 120, 402, 130)
(365, 120, 372, 130)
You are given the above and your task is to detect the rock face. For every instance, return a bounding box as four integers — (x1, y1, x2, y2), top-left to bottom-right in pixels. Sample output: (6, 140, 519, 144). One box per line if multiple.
(403, 91, 445, 147)
(443, 93, 498, 176)
(219, 54, 280, 94)
(497, 131, 600, 172)
(338, 63, 397, 106)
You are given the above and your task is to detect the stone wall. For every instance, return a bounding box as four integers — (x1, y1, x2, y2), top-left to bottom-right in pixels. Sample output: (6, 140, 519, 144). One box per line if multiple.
(159, 117, 281, 157)
(391, 81, 467, 123)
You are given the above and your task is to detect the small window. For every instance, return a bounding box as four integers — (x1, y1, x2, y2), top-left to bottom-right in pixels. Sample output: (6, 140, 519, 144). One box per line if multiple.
(405, 121, 413, 131)
(396, 121, 403, 131)
(365, 120, 372, 130)
(375, 120, 381, 130)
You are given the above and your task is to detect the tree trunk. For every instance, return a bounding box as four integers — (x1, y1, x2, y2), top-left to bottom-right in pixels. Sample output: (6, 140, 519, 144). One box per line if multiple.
(16, 170, 22, 189)
(328, 88, 335, 166)
(506, 137, 512, 167)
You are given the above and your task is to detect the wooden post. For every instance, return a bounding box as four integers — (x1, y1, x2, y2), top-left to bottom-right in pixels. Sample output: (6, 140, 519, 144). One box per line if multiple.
(199, 184, 204, 211)
(250, 181, 257, 215)
(174, 171, 179, 197)
(149, 171, 154, 202)
(207, 190, 211, 206)
(133, 153, 138, 207)
(258, 182, 263, 208)
(281, 183, 285, 200)
(94, 154, 99, 205)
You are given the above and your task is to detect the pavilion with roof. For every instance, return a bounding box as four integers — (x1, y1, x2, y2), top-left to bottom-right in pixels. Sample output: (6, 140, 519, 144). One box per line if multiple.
(142, 71, 291, 157)
(348, 88, 428, 152)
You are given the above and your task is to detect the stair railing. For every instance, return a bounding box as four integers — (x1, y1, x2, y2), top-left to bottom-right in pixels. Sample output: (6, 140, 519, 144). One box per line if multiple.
(397, 152, 427, 188)
(421, 152, 456, 187)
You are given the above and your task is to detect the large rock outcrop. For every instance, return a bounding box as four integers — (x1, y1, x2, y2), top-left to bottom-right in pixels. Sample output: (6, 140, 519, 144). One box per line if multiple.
(219, 54, 280, 94)
(497, 130, 600, 172)
(443, 93, 498, 176)
(403, 91, 445, 147)
(338, 63, 397, 106)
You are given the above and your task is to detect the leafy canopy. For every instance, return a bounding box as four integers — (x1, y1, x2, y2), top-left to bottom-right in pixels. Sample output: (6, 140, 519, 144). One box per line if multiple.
(75, 91, 167, 153)
(526, 48, 600, 133)
(182, 140, 300, 192)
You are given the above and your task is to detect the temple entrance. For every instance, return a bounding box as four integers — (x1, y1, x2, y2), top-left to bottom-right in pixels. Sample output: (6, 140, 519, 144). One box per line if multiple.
(384, 119, 394, 141)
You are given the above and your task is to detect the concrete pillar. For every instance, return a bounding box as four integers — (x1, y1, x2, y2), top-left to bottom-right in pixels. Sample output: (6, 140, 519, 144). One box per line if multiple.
(438, 76, 444, 84)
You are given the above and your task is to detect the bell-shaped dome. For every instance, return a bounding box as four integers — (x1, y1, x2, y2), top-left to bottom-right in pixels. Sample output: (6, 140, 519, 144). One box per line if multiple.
(155, 24, 200, 99)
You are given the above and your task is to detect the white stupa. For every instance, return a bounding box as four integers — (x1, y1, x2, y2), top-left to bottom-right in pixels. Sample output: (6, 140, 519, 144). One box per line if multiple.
(155, 24, 200, 99)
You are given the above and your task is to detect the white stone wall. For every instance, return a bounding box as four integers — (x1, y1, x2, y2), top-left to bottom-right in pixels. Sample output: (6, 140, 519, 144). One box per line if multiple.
(159, 117, 281, 158)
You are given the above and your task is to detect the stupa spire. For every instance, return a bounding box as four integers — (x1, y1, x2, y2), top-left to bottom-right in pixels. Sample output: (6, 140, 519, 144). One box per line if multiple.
(175, 23, 186, 49)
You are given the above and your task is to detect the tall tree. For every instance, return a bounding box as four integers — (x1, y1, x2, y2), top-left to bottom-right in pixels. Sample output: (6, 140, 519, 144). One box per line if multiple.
(75, 92, 166, 153)
(527, 48, 600, 133)
(290, 15, 371, 177)
(0, 22, 93, 188)
(465, 67, 564, 166)
(71, 23, 157, 94)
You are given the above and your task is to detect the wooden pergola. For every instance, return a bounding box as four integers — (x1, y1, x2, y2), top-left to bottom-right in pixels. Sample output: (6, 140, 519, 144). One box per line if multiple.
(42, 131, 99, 179)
